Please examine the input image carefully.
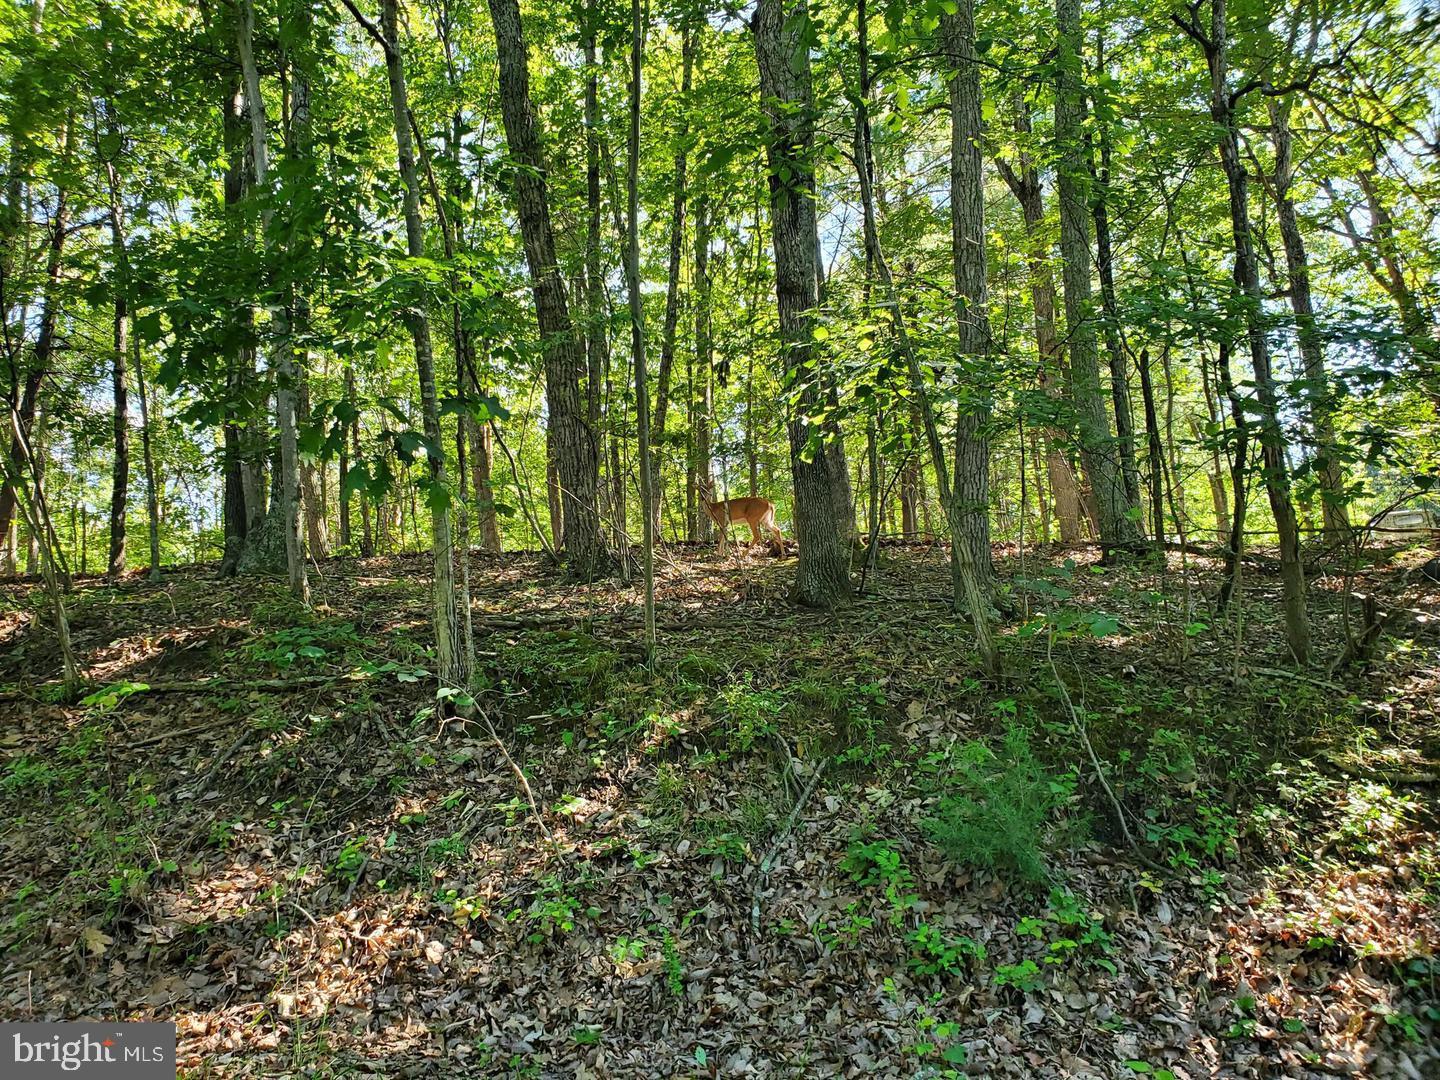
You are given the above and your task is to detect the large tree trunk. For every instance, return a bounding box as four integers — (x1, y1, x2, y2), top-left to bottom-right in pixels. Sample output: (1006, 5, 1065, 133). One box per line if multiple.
(942, 2, 995, 597)
(752, 0, 851, 607)
(1054, 0, 1141, 552)
(1267, 96, 1348, 540)
(1177, 0, 1309, 662)
(488, 0, 607, 579)
(378, 0, 467, 686)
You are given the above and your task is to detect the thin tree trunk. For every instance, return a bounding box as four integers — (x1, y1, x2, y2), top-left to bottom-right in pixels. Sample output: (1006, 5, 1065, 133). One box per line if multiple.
(1089, 37, 1142, 517)
(650, 23, 696, 539)
(1135, 348, 1166, 541)
(582, 7, 614, 553)
(627, 0, 656, 653)
(1055, 0, 1141, 552)
(1175, 0, 1309, 661)
(0, 128, 67, 549)
(237, 0, 307, 598)
(851, 0, 994, 661)
(694, 192, 714, 543)
(374, 0, 466, 686)
(103, 162, 129, 579)
(1267, 97, 1348, 539)
(132, 328, 161, 579)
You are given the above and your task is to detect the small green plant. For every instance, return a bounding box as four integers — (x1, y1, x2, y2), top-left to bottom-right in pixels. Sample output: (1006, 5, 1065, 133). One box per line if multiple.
(248, 623, 360, 669)
(80, 680, 149, 713)
(661, 927, 684, 996)
(924, 724, 1079, 884)
(715, 682, 784, 752)
(516, 875, 600, 942)
(906, 923, 985, 977)
(993, 958, 1043, 993)
(330, 838, 367, 882)
(1016, 888, 1116, 973)
(841, 837, 919, 925)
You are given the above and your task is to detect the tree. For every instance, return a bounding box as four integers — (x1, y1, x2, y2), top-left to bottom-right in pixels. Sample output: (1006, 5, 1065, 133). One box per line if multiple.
(1054, 0, 1142, 552)
(752, 0, 851, 608)
(1175, 0, 1311, 663)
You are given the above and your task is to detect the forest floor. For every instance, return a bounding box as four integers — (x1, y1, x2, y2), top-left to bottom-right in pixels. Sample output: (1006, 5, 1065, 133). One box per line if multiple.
(0, 540, 1437, 1079)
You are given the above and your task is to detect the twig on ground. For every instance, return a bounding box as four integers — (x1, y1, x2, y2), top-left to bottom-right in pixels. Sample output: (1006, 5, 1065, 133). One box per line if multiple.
(751, 759, 827, 935)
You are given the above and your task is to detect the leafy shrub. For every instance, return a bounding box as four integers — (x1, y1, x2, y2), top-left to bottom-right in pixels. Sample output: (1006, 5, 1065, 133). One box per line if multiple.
(923, 724, 1078, 884)
(715, 681, 785, 752)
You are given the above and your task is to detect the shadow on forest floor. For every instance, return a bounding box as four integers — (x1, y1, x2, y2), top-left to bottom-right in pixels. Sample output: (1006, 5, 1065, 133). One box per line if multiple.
(0, 542, 1436, 1077)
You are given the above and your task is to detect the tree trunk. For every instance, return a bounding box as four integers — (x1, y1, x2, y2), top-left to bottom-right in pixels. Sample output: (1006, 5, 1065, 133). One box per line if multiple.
(103, 161, 130, 579)
(650, 23, 695, 539)
(753, 0, 851, 607)
(995, 115, 1086, 545)
(237, 0, 306, 601)
(942, 3, 996, 599)
(1177, 0, 1308, 661)
(0, 115, 70, 550)
(378, 0, 467, 686)
(1055, 0, 1141, 552)
(1135, 349, 1166, 541)
(488, 0, 608, 579)
(1089, 47, 1143, 518)
(852, 0, 994, 660)
(582, 8, 614, 552)
(1267, 96, 1348, 540)
(627, 0, 656, 652)
(132, 327, 161, 579)
(694, 191, 714, 543)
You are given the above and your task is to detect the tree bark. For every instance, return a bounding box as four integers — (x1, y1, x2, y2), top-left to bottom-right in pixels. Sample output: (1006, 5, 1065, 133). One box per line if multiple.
(1054, 0, 1142, 552)
(752, 0, 850, 607)
(650, 24, 696, 538)
(1176, 0, 1309, 661)
(627, 0, 656, 652)
(488, 0, 607, 579)
(693, 191, 714, 543)
(378, 0, 467, 685)
(1267, 96, 1348, 539)
(237, 0, 306, 601)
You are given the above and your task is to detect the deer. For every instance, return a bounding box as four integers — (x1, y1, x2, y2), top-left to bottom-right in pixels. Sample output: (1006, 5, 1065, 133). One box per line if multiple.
(697, 480, 785, 555)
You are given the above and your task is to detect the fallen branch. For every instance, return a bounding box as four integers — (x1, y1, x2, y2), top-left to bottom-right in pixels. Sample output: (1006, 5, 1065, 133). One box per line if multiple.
(751, 759, 827, 935)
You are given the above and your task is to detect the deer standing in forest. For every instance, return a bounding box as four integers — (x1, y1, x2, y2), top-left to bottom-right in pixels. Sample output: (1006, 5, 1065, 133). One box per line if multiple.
(698, 480, 785, 555)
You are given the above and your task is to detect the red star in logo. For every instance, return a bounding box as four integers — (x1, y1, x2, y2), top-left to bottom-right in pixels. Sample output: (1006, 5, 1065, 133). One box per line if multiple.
(103, 1040, 115, 1047)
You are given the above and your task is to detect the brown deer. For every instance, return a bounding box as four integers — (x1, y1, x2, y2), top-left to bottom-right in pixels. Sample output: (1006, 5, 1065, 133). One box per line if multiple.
(698, 480, 785, 554)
